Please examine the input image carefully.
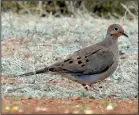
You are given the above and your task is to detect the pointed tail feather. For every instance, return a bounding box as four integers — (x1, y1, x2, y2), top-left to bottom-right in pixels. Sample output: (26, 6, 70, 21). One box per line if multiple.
(18, 67, 48, 77)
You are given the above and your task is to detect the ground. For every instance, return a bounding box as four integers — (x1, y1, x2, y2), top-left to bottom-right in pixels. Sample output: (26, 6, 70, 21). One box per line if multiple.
(2, 96, 138, 114)
(1, 12, 138, 114)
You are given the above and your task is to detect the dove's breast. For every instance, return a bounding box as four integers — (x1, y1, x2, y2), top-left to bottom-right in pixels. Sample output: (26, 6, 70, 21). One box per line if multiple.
(70, 60, 118, 85)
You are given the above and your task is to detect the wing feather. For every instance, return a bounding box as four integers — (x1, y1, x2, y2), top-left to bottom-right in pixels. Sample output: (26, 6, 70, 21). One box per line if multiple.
(48, 45, 114, 75)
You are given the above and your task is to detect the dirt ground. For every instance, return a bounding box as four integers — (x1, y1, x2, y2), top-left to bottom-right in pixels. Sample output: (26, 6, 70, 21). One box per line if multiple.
(1, 96, 138, 114)
(1, 75, 138, 114)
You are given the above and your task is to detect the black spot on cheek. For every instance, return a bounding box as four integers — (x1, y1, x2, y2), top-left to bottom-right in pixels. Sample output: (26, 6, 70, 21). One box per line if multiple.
(78, 61, 82, 64)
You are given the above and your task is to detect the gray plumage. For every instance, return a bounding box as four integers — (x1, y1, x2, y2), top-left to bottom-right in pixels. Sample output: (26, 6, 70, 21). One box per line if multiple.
(18, 24, 128, 89)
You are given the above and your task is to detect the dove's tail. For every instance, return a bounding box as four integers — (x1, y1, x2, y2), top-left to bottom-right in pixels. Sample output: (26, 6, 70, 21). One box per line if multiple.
(18, 67, 48, 77)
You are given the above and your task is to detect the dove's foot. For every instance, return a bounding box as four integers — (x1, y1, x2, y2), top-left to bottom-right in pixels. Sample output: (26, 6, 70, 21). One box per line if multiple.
(82, 84, 91, 91)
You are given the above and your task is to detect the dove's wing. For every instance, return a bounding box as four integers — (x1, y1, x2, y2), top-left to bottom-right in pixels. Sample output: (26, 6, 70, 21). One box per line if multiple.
(48, 45, 115, 75)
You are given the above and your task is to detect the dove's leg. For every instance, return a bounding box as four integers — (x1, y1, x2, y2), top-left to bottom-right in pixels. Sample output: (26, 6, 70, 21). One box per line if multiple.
(82, 84, 90, 91)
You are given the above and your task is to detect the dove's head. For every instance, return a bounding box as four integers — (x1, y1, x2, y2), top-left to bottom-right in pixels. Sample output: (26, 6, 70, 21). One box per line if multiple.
(107, 24, 128, 38)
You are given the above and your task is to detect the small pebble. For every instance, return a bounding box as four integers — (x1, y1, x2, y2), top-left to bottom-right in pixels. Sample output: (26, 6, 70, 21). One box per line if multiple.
(12, 106, 19, 111)
(84, 109, 94, 114)
(5, 106, 11, 111)
(106, 104, 114, 110)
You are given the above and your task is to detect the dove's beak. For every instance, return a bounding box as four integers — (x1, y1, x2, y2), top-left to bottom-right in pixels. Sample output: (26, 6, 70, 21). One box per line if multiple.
(122, 32, 128, 38)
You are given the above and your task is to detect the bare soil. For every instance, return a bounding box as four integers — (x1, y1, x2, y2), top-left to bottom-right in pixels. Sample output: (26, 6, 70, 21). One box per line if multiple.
(2, 96, 138, 114)
(1, 75, 138, 114)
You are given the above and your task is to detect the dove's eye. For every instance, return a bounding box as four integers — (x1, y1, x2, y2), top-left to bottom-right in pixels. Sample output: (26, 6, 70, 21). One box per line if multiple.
(114, 27, 118, 31)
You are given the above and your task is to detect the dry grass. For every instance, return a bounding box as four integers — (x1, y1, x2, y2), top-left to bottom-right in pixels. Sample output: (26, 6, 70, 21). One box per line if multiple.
(1, 11, 138, 99)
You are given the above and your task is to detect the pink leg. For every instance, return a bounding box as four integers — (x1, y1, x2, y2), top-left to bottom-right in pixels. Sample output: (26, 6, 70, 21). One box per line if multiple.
(82, 84, 89, 91)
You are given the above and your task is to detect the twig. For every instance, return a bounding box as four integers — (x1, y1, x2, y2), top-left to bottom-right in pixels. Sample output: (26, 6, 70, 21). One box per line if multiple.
(121, 3, 136, 20)
(16, 1, 31, 14)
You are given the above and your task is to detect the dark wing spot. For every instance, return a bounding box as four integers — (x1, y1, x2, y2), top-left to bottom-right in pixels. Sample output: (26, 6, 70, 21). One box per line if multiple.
(81, 64, 85, 67)
(61, 64, 64, 66)
(99, 86, 103, 88)
(78, 61, 82, 64)
(64, 59, 71, 62)
(69, 61, 73, 64)
(86, 59, 89, 62)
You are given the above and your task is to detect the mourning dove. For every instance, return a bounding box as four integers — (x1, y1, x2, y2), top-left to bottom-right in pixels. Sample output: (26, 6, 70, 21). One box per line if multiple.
(18, 24, 128, 90)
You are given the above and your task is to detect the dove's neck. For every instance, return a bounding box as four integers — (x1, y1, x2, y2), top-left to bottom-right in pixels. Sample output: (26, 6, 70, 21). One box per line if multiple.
(101, 34, 119, 58)
(103, 35, 118, 46)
